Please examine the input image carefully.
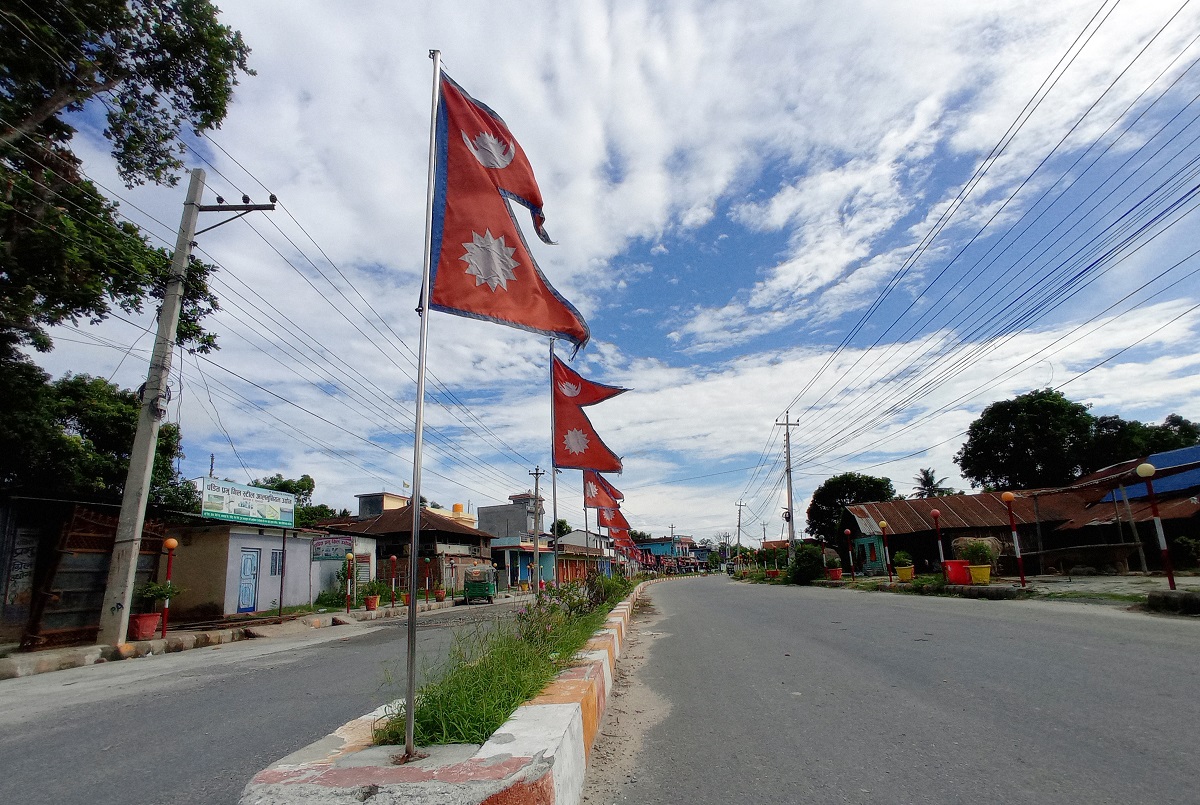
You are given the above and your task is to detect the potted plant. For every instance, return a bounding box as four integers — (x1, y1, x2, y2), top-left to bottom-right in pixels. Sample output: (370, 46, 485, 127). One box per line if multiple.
(434, 582, 446, 603)
(824, 555, 844, 581)
(361, 579, 389, 611)
(129, 581, 183, 641)
(893, 551, 915, 582)
(960, 541, 995, 584)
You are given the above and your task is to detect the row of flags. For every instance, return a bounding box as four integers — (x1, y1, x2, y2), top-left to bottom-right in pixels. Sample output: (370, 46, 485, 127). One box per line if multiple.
(424, 67, 641, 566)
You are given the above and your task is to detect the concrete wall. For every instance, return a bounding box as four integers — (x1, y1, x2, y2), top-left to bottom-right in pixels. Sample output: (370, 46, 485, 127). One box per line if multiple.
(166, 525, 230, 619)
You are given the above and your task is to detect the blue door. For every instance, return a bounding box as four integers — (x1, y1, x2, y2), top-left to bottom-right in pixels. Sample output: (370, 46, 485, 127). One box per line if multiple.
(238, 549, 260, 613)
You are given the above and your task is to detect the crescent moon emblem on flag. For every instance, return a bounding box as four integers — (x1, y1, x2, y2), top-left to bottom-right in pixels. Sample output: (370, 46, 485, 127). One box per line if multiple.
(558, 381, 581, 397)
(462, 130, 515, 168)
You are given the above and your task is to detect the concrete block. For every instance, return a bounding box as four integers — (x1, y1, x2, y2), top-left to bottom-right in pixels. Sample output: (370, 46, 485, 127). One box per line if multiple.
(166, 634, 197, 652)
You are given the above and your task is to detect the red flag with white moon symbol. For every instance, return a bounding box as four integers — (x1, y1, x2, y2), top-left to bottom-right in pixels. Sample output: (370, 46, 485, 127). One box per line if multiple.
(552, 356, 627, 407)
(428, 72, 589, 350)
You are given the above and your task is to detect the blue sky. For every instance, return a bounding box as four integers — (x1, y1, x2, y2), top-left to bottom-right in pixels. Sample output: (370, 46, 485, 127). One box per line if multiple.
(35, 0, 1200, 546)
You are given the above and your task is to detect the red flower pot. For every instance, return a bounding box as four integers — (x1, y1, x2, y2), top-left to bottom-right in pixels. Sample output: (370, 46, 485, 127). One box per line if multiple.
(825, 568, 843, 581)
(127, 613, 161, 641)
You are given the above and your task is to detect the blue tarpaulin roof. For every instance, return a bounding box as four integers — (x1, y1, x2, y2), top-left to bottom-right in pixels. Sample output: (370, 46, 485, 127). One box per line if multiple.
(1099, 445, 1200, 502)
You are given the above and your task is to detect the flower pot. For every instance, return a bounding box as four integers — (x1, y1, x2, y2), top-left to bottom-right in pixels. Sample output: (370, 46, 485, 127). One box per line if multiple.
(128, 612, 161, 641)
(364, 595, 380, 611)
(968, 565, 991, 585)
(896, 565, 915, 582)
(943, 560, 971, 585)
(434, 589, 446, 602)
(824, 567, 843, 580)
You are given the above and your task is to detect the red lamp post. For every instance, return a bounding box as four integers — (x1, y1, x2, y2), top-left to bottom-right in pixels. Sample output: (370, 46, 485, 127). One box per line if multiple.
(389, 555, 398, 608)
(844, 529, 855, 580)
(161, 537, 178, 639)
(879, 520, 893, 583)
(1001, 492, 1026, 587)
(931, 509, 943, 566)
(1137, 463, 1177, 590)
(345, 552, 354, 613)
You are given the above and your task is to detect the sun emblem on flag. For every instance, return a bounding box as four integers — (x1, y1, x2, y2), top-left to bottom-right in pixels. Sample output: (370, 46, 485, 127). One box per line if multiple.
(461, 229, 518, 291)
(558, 381, 581, 397)
(585, 481, 599, 499)
(563, 428, 589, 455)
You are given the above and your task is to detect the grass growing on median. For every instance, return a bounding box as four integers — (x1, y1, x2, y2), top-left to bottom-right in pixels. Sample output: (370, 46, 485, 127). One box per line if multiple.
(374, 573, 632, 747)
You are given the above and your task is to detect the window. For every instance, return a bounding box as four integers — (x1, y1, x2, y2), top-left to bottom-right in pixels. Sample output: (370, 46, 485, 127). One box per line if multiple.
(270, 549, 284, 576)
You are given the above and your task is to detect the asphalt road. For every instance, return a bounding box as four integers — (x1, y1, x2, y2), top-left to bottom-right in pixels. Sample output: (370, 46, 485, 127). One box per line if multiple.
(0, 602, 522, 805)
(616, 579, 1199, 805)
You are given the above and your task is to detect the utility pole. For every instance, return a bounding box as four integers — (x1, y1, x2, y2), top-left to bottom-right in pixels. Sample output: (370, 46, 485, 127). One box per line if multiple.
(98, 169, 274, 646)
(777, 411, 798, 566)
(735, 501, 745, 571)
(530, 466, 544, 592)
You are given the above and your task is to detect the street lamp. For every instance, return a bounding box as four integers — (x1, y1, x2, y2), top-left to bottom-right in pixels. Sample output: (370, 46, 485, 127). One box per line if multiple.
(844, 529, 855, 581)
(345, 552, 354, 613)
(161, 538, 178, 639)
(930, 509, 943, 567)
(1137, 463, 1177, 590)
(1000, 492, 1026, 587)
(879, 520, 893, 583)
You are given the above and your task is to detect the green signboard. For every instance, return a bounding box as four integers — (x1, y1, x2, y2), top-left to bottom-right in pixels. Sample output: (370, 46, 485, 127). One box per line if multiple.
(197, 479, 296, 528)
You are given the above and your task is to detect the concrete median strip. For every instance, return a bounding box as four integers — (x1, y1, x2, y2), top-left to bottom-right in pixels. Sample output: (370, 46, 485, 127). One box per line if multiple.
(238, 580, 688, 805)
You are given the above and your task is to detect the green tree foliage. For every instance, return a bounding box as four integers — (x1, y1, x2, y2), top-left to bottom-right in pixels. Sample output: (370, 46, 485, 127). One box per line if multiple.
(805, 472, 897, 541)
(0, 368, 196, 508)
(1, 0, 253, 186)
(629, 529, 652, 542)
(788, 543, 824, 585)
(553, 518, 572, 537)
(706, 552, 721, 569)
(911, 467, 957, 498)
(250, 474, 347, 527)
(955, 389, 1094, 490)
(0, 0, 251, 359)
(955, 389, 1200, 489)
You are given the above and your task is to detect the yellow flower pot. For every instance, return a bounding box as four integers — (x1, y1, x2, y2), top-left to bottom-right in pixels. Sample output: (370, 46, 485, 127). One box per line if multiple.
(896, 565, 915, 582)
(968, 565, 991, 585)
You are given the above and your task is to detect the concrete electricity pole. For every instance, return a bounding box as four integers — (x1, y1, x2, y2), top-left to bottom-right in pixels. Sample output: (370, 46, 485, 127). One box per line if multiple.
(735, 501, 745, 571)
(98, 170, 274, 646)
(530, 466, 545, 591)
(777, 412, 798, 565)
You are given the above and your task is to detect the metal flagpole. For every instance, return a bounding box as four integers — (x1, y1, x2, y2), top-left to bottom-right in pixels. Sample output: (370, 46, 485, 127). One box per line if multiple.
(550, 339, 559, 585)
(403, 48, 442, 760)
(583, 502, 590, 579)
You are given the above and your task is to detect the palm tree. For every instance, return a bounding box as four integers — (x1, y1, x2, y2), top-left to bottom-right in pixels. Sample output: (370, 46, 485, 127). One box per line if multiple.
(912, 468, 956, 498)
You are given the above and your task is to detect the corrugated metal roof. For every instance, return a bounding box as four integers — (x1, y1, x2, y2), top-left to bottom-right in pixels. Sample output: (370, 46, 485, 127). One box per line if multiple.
(845, 491, 1084, 536)
(316, 504, 491, 538)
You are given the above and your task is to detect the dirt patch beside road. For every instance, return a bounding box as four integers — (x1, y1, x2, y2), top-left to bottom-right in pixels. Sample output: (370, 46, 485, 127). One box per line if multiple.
(580, 597, 670, 804)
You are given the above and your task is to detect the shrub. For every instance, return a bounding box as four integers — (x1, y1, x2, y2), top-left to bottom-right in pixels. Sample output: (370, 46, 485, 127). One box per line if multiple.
(827, 555, 842, 568)
(961, 540, 995, 565)
(1175, 536, 1200, 568)
(893, 550, 913, 567)
(789, 544, 824, 585)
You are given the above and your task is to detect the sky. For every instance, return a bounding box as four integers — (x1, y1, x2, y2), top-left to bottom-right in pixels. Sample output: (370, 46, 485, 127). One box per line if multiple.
(34, 0, 1200, 547)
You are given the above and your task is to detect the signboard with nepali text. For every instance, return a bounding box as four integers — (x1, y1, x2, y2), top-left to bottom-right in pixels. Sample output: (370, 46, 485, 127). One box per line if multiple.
(196, 479, 296, 528)
(311, 535, 354, 561)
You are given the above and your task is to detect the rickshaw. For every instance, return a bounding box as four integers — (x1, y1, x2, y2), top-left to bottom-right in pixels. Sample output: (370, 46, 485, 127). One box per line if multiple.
(463, 566, 496, 604)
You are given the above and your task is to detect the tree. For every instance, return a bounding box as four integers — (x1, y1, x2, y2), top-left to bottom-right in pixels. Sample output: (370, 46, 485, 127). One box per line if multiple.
(805, 472, 897, 541)
(0, 369, 196, 508)
(553, 518, 571, 537)
(0, 0, 250, 359)
(954, 389, 1095, 490)
(251, 473, 315, 507)
(251, 474, 347, 527)
(630, 529, 652, 542)
(911, 468, 957, 498)
(1, 0, 253, 186)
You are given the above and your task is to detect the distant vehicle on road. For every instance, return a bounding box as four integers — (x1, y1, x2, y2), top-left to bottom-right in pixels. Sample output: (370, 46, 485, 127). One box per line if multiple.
(463, 566, 496, 604)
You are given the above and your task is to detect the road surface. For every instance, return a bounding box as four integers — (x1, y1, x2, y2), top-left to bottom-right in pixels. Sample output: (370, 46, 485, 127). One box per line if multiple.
(584, 578, 1199, 805)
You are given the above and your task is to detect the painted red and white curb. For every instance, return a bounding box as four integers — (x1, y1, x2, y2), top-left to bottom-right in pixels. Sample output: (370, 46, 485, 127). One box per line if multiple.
(239, 578, 695, 805)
